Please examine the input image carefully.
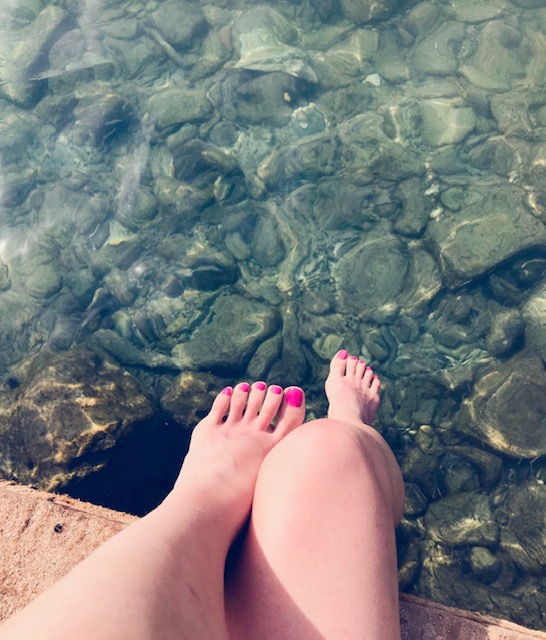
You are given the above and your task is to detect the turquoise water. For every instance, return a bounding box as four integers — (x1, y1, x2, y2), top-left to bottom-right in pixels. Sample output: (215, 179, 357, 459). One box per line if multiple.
(1, 0, 546, 629)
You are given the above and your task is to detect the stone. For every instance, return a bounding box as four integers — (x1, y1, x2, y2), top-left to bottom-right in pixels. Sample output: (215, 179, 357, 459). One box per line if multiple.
(499, 479, 546, 574)
(420, 98, 476, 146)
(485, 309, 524, 357)
(251, 215, 286, 267)
(469, 547, 502, 584)
(0, 349, 153, 490)
(151, 1, 207, 50)
(160, 371, 225, 428)
(171, 295, 280, 375)
(459, 355, 546, 458)
(148, 87, 211, 130)
(522, 282, 546, 359)
(339, 0, 402, 25)
(428, 189, 546, 288)
(412, 22, 464, 76)
(424, 492, 499, 546)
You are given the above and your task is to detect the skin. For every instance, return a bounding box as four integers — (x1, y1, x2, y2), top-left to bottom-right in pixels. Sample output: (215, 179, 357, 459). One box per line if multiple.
(0, 351, 404, 640)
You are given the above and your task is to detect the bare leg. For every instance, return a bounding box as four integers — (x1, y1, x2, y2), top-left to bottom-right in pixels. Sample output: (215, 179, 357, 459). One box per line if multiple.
(0, 382, 306, 640)
(225, 351, 405, 640)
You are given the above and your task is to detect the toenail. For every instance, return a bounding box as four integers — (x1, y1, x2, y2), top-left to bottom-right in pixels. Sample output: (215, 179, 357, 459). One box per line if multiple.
(285, 387, 303, 407)
(350, 355, 358, 360)
(270, 385, 283, 395)
(337, 349, 348, 360)
(366, 366, 372, 371)
(359, 359, 365, 365)
(222, 387, 233, 396)
(255, 381, 266, 391)
(240, 382, 250, 392)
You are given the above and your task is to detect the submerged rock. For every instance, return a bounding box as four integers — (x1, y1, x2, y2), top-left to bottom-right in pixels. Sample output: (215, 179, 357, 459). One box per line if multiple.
(459, 355, 546, 458)
(0, 349, 153, 490)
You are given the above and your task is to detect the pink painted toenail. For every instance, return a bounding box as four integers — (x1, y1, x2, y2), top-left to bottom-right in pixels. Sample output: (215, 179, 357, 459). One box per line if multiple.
(359, 359, 365, 365)
(285, 387, 303, 407)
(255, 381, 266, 391)
(337, 349, 348, 360)
(350, 355, 358, 360)
(222, 387, 232, 396)
(240, 382, 250, 392)
(270, 385, 283, 395)
(366, 366, 372, 371)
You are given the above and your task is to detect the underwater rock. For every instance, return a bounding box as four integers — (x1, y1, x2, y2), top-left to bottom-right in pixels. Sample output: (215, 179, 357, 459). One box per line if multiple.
(485, 309, 524, 357)
(251, 215, 286, 268)
(459, 355, 546, 458)
(73, 92, 134, 146)
(522, 281, 546, 359)
(394, 177, 430, 237)
(89, 329, 177, 370)
(171, 295, 280, 375)
(428, 190, 546, 288)
(0, 262, 11, 292)
(460, 20, 528, 91)
(420, 98, 476, 146)
(499, 479, 546, 574)
(160, 371, 225, 428)
(339, 0, 402, 25)
(148, 87, 212, 130)
(424, 491, 499, 546)
(411, 22, 464, 76)
(26, 264, 63, 300)
(0, 349, 153, 490)
(316, 30, 379, 87)
(150, 0, 207, 50)
(469, 547, 502, 584)
(0, 168, 36, 208)
(258, 133, 338, 187)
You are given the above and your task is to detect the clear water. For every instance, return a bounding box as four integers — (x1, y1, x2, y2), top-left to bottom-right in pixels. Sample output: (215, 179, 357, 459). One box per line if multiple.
(0, 0, 545, 629)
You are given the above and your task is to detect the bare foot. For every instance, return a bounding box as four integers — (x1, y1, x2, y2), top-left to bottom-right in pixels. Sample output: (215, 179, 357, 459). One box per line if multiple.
(169, 382, 306, 539)
(325, 350, 380, 428)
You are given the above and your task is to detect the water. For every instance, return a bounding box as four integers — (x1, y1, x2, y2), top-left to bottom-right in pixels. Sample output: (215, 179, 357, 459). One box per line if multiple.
(0, 0, 546, 629)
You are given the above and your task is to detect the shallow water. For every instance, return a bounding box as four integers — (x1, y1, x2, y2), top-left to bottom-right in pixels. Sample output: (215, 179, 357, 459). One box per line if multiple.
(1, 0, 546, 629)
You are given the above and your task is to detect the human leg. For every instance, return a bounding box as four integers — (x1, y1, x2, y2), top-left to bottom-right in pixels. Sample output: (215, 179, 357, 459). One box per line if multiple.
(225, 351, 404, 640)
(0, 382, 306, 640)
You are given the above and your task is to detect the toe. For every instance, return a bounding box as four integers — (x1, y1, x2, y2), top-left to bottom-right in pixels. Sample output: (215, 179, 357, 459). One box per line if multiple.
(256, 385, 284, 428)
(370, 374, 381, 394)
(274, 386, 306, 438)
(244, 381, 267, 418)
(363, 366, 374, 387)
(207, 387, 233, 423)
(226, 382, 251, 421)
(346, 354, 358, 376)
(330, 349, 349, 377)
(356, 359, 367, 379)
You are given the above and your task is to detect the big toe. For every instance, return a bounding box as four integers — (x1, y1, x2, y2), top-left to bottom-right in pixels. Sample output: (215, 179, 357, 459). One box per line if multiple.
(274, 386, 306, 439)
(329, 349, 349, 377)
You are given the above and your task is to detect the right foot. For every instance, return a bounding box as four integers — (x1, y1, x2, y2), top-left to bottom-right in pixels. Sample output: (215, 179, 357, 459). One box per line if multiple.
(325, 350, 380, 428)
(169, 382, 306, 538)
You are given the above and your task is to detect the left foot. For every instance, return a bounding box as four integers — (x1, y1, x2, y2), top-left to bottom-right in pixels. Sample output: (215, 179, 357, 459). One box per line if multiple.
(169, 382, 306, 538)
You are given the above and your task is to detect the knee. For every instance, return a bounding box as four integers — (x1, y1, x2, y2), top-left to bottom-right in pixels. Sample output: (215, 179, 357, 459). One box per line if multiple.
(261, 418, 405, 523)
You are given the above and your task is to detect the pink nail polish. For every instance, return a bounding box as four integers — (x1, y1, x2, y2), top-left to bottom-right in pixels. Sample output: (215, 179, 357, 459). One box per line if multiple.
(270, 385, 283, 395)
(366, 366, 372, 371)
(359, 360, 365, 365)
(337, 349, 348, 360)
(255, 381, 266, 391)
(240, 382, 250, 392)
(222, 387, 232, 396)
(350, 355, 358, 360)
(285, 387, 303, 408)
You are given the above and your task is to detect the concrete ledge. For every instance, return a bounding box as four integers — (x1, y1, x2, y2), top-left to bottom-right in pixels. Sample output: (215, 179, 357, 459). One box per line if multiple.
(0, 480, 544, 639)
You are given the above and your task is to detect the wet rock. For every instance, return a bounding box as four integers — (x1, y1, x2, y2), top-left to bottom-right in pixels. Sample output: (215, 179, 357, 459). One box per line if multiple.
(246, 333, 283, 381)
(73, 92, 134, 146)
(394, 177, 430, 237)
(148, 87, 211, 130)
(412, 22, 464, 76)
(339, 0, 402, 25)
(420, 98, 476, 146)
(404, 482, 429, 517)
(258, 133, 338, 187)
(251, 215, 286, 267)
(460, 21, 528, 91)
(459, 355, 546, 458)
(26, 264, 63, 300)
(89, 329, 177, 370)
(160, 371, 225, 428)
(0, 262, 11, 292)
(0, 349, 153, 490)
(469, 547, 502, 584)
(428, 188, 546, 287)
(523, 282, 546, 359)
(485, 309, 524, 357)
(499, 479, 546, 574)
(0, 168, 36, 207)
(151, 1, 207, 50)
(424, 492, 499, 546)
(171, 295, 280, 375)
